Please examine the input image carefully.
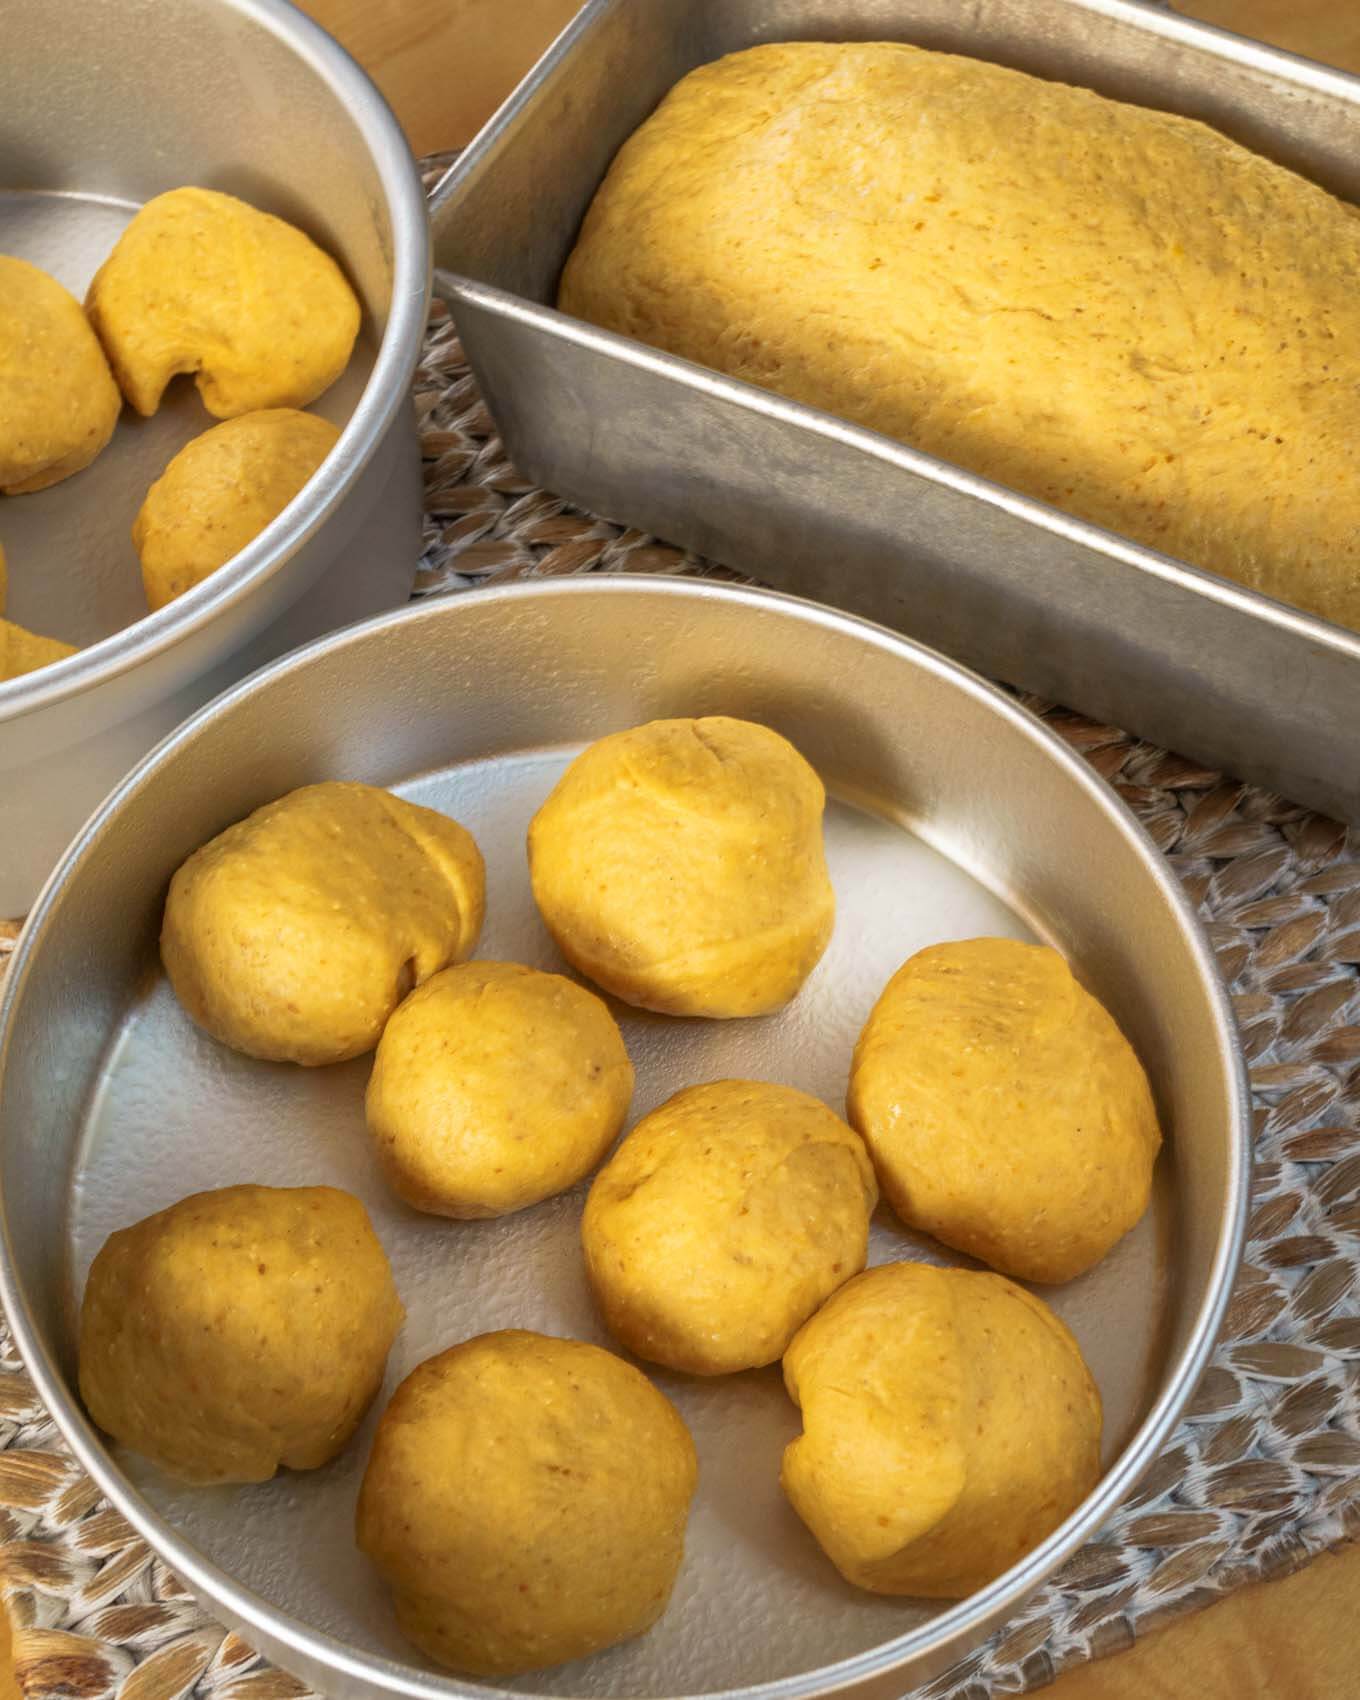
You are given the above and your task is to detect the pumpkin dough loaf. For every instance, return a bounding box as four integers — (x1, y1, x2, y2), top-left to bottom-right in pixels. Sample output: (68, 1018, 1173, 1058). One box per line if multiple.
(528, 716, 834, 1017)
(357, 1331, 697, 1675)
(847, 937, 1161, 1283)
(0, 255, 121, 493)
(582, 1079, 877, 1374)
(366, 960, 634, 1218)
(781, 1261, 1101, 1598)
(135, 409, 340, 610)
(560, 43, 1360, 629)
(162, 782, 485, 1065)
(79, 1184, 404, 1485)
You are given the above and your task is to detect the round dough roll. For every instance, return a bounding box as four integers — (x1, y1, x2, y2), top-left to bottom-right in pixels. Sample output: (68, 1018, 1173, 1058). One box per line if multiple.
(0, 256, 121, 493)
(79, 1184, 404, 1485)
(848, 937, 1161, 1283)
(781, 1261, 1101, 1597)
(528, 716, 834, 1018)
(356, 1330, 697, 1676)
(134, 409, 340, 611)
(86, 187, 360, 419)
(582, 1079, 877, 1374)
(365, 960, 634, 1218)
(161, 782, 485, 1066)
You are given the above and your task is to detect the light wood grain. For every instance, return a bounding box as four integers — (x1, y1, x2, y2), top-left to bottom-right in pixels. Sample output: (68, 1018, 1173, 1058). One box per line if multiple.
(293, 0, 583, 157)
(1175, 0, 1360, 74)
(0, 1612, 15, 1700)
(1046, 1542, 1360, 1700)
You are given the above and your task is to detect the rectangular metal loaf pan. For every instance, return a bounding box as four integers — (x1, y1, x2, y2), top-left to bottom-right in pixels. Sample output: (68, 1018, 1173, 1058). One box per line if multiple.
(430, 0, 1360, 823)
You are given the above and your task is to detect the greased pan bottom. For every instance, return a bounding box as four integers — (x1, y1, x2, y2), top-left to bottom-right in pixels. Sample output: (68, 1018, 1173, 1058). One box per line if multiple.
(0, 580, 1248, 1700)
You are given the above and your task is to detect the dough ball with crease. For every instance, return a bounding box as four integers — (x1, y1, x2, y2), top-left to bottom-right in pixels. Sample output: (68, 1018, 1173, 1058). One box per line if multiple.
(528, 716, 834, 1017)
(79, 1184, 404, 1485)
(161, 781, 484, 1065)
(848, 937, 1161, 1283)
(582, 1079, 877, 1374)
(781, 1261, 1101, 1597)
(0, 255, 121, 493)
(86, 187, 360, 418)
(356, 1330, 697, 1675)
(134, 409, 340, 610)
(366, 960, 634, 1218)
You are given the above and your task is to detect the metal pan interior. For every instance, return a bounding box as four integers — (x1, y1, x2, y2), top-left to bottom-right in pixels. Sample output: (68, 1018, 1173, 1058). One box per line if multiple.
(0, 580, 1248, 1700)
(0, 188, 374, 652)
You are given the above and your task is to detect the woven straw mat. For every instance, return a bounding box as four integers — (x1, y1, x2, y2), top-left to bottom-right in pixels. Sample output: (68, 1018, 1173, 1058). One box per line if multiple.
(3, 209, 1360, 1700)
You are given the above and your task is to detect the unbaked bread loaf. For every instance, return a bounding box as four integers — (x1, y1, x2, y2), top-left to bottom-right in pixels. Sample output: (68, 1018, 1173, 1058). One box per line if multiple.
(559, 43, 1360, 630)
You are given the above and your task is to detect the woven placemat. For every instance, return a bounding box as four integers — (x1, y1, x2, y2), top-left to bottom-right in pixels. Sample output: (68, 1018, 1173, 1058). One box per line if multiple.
(3, 259, 1360, 1700)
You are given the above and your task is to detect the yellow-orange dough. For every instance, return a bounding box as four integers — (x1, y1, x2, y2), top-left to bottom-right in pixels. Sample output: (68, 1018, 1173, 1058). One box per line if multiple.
(781, 1261, 1102, 1597)
(847, 937, 1161, 1283)
(0, 539, 77, 679)
(528, 716, 834, 1017)
(366, 960, 634, 1218)
(87, 188, 360, 418)
(582, 1079, 877, 1373)
(79, 1184, 404, 1485)
(134, 409, 340, 609)
(161, 782, 485, 1065)
(356, 1330, 697, 1675)
(561, 42, 1360, 630)
(0, 255, 120, 493)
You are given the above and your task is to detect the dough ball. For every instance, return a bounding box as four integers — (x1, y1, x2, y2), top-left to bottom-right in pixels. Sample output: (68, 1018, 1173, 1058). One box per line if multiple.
(848, 937, 1161, 1283)
(582, 1079, 877, 1374)
(1, 617, 76, 680)
(781, 1261, 1101, 1597)
(162, 781, 485, 1065)
(0, 255, 120, 493)
(79, 1184, 404, 1485)
(366, 960, 634, 1218)
(86, 188, 360, 418)
(134, 409, 340, 610)
(356, 1330, 697, 1675)
(528, 716, 834, 1017)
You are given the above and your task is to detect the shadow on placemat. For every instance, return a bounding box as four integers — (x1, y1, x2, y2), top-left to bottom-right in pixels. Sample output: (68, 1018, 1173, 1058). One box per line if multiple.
(2, 286, 1359, 1700)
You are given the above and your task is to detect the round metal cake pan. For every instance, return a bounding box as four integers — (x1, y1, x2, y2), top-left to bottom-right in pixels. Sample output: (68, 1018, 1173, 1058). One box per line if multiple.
(0, 0, 431, 916)
(0, 580, 1249, 1700)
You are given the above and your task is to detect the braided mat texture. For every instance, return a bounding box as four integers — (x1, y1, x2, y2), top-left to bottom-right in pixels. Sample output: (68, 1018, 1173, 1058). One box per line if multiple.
(3, 283, 1359, 1699)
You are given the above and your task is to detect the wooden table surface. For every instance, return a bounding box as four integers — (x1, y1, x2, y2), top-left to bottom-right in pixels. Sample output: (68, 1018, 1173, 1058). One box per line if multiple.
(2, 5, 1356, 1699)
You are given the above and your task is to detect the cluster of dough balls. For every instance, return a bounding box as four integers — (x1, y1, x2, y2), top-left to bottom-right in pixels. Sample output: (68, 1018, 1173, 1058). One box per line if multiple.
(79, 1189, 696, 1673)
(81, 715, 1163, 1677)
(1, 186, 362, 679)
